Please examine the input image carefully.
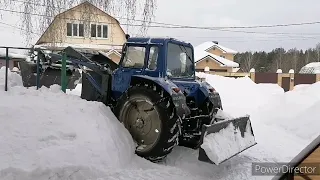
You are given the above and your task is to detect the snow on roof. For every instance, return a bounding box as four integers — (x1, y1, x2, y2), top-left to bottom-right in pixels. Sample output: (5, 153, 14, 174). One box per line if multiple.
(195, 41, 238, 54)
(194, 47, 239, 68)
(35, 43, 123, 51)
(299, 62, 320, 74)
(104, 49, 122, 57)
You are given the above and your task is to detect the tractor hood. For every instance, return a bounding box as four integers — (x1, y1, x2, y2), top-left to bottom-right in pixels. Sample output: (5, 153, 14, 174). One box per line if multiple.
(171, 79, 221, 108)
(171, 79, 215, 95)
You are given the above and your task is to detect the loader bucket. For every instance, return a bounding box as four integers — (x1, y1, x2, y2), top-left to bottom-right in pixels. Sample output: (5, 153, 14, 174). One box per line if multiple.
(198, 116, 257, 165)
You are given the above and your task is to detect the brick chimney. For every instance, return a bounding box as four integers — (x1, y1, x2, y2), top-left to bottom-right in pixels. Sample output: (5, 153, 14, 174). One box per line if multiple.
(212, 41, 218, 44)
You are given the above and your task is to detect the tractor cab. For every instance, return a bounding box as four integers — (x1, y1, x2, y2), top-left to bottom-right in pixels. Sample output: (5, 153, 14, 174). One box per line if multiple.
(112, 37, 197, 99)
(117, 37, 195, 79)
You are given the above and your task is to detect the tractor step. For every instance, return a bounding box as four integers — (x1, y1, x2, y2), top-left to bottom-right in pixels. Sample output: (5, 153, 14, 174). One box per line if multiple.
(198, 114, 257, 165)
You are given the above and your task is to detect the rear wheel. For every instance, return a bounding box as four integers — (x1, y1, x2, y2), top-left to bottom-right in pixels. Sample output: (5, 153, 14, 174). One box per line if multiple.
(115, 85, 180, 162)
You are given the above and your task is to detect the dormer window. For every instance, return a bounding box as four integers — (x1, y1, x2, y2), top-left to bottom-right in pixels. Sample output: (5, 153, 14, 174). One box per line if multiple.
(67, 23, 84, 37)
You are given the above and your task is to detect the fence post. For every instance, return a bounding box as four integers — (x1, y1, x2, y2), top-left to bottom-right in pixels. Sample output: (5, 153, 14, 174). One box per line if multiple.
(249, 68, 255, 82)
(36, 49, 40, 90)
(289, 69, 295, 91)
(61, 52, 67, 93)
(277, 69, 283, 87)
(5, 47, 9, 91)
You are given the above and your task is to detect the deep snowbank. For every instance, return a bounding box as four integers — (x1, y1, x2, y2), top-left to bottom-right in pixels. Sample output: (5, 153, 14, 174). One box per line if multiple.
(260, 81, 320, 140)
(0, 69, 318, 180)
(0, 67, 135, 172)
(198, 72, 319, 147)
(197, 72, 319, 141)
(196, 72, 284, 117)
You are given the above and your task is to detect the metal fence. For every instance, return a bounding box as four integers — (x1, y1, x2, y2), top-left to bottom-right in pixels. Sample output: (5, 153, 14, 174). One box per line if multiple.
(0, 46, 76, 92)
(0, 46, 33, 91)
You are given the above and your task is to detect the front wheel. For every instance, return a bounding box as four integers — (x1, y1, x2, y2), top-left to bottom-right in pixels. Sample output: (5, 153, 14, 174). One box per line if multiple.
(115, 85, 180, 162)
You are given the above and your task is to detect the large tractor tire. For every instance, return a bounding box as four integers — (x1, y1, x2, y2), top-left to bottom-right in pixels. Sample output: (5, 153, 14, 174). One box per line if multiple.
(115, 84, 180, 162)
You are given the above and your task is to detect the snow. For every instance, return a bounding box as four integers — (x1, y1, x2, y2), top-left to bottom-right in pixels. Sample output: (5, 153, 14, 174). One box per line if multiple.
(66, 83, 82, 96)
(0, 66, 23, 89)
(35, 43, 123, 51)
(299, 62, 320, 74)
(305, 62, 320, 68)
(0, 69, 319, 179)
(195, 41, 238, 54)
(201, 120, 256, 165)
(192, 72, 319, 176)
(0, 68, 137, 174)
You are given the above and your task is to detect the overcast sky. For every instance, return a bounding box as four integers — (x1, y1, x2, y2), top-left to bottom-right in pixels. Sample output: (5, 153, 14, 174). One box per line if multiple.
(1, 0, 320, 53)
(146, 0, 320, 52)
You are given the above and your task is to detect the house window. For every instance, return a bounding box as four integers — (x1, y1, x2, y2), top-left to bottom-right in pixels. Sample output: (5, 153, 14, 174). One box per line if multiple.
(103, 25, 108, 38)
(66, 23, 84, 37)
(91, 24, 96, 37)
(97, 25, 102, 37)
(91, 24, 108, 38)
(67, 23, 72, 36)
(220, 55, 225, 58)
(79, 24, 84, 36)
(73, 24, 78, 36)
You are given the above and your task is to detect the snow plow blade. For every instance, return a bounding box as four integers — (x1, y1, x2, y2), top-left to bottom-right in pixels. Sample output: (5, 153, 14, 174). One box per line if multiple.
(198, 116, 257, 165)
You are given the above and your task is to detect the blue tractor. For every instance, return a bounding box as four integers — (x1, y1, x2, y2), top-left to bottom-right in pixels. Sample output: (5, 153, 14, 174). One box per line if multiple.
(23, 36, 257, 165)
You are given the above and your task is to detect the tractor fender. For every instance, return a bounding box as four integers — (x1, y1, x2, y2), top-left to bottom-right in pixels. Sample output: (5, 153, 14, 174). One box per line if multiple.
(197, 81, 222, 109)
(131, 75, 191, 117)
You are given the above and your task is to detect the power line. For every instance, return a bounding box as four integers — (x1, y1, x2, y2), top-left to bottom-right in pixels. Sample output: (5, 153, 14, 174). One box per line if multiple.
(7, 0, 181, 27)
(0, 21, 41, 35)
(3, 1, 320, 31)
(2, 7, 320, 38)
(2, 6, 320, 42)
(1, 19, 320, 44)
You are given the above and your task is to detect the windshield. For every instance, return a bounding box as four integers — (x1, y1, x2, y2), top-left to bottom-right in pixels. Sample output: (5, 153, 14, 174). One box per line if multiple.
(166, 42, 194, 78)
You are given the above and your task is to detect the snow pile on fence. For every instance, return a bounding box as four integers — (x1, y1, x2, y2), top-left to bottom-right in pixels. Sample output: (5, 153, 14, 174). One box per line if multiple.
(0, 67, 23, 89)
(0, 69, 135, 173)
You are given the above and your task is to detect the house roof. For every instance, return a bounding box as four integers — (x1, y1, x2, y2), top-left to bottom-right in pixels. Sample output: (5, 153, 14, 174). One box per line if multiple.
(104, 49, 122, 57)
(194, 47, 239, 68)
(196, 41, 238, 54)
(35, 1, 125, 45)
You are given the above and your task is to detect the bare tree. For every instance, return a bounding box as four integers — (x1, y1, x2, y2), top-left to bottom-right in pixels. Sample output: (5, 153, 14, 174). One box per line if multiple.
(305, 49, 311, 65)
(242, 51, 254, 72)
(288, 48, 298, 71)
(0, 0, 157, 45)
(315, 43, 320, 62)
(275, 48, 285, 70)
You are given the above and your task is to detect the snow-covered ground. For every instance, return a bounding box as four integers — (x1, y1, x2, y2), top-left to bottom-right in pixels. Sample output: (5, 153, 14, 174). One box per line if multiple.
(0, 68, 319, 180)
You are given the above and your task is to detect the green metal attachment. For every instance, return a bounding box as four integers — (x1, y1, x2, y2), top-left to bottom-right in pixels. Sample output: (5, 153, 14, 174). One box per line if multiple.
(61, 52, 67, 93)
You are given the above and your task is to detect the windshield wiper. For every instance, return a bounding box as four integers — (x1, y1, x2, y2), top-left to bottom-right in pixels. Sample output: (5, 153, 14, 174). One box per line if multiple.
(178, 45, 193, 64)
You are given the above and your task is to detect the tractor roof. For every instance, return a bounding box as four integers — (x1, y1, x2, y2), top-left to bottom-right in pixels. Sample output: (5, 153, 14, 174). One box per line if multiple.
(127, 37, 193, 47)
